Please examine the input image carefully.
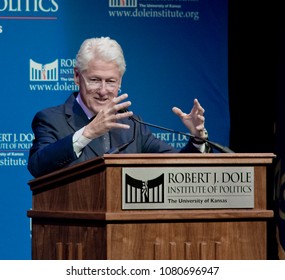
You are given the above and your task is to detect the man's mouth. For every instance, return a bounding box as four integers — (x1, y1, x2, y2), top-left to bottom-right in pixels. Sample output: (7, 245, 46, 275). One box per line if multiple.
(95, 97, 109, 103)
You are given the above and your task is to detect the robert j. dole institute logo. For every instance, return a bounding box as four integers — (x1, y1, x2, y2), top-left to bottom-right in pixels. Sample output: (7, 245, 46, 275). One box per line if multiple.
(109, 0, 137, 7)
(30, 59, 58, 81)
(123, 173, 164, 209)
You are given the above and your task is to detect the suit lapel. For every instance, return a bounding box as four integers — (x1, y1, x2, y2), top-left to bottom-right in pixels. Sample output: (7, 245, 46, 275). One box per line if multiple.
(63, 93, 134, 156)
(64, 93, 105, 157)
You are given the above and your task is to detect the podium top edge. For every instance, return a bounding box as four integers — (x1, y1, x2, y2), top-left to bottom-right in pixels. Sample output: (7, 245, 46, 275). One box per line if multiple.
(103, 153, 276, 160)
(28, 153, 276, 186)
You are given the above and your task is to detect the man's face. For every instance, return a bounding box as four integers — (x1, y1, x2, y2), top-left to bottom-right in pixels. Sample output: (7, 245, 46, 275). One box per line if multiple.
(74, 59, 122, 114)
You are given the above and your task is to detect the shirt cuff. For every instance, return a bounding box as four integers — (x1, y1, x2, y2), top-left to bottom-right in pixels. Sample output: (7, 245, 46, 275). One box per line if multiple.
(72, 126, 92, 157)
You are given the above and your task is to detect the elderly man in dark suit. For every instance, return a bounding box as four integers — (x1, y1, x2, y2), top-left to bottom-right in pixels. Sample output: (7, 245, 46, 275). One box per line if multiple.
(28, 37, 210, 178)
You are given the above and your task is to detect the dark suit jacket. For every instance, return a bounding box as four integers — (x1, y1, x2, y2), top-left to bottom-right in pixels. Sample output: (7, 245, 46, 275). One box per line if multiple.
(28, 92, 203, 177)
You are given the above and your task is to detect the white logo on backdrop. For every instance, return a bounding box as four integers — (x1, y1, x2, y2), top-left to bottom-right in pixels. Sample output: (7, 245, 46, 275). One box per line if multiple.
(30, 59, 58, 81)
(109, 0, 137, 8)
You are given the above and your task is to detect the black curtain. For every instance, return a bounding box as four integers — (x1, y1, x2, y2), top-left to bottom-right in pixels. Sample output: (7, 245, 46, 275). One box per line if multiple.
(228, 1, 282, 259)
(228, 1, 278, 153)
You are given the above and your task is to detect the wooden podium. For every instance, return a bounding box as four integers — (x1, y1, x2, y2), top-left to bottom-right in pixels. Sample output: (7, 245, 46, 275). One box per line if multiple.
(27, 153, 275, 260)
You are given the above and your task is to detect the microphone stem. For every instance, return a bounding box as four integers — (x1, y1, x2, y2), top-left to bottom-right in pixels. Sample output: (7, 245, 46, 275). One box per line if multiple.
(130, 117, 234, 153)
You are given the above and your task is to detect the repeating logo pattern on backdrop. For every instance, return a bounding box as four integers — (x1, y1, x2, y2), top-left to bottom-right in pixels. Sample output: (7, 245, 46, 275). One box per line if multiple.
(109, 0, 137, 7)
(30, 59, 58, 82)
(29, 58, 78, 92)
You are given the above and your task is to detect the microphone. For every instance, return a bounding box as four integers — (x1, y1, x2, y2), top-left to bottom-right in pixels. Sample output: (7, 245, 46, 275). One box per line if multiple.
(106, 110, 136, 154)
(118, 108, 234, 153)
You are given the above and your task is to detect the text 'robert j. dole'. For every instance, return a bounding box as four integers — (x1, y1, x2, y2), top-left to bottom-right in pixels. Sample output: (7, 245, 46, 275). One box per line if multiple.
(168, 171, 253, 185)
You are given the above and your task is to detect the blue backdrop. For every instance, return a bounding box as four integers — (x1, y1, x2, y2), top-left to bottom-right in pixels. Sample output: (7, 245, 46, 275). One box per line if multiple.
(0, 0, 229, 259)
